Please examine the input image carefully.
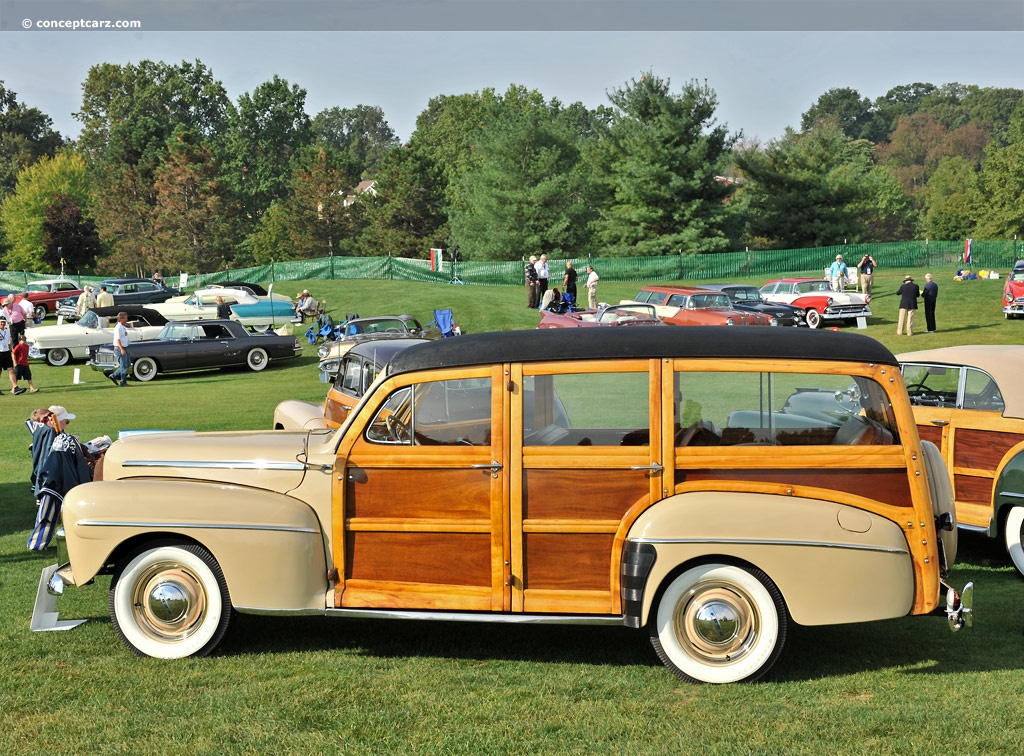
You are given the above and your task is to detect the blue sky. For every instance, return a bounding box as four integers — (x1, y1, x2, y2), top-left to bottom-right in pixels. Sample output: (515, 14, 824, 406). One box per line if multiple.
(2, 3, 1024, 145)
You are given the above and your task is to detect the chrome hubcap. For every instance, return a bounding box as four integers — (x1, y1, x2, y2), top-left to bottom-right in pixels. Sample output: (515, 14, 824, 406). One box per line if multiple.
(676, 583, 757, 664)
(131, 563, 206, 641)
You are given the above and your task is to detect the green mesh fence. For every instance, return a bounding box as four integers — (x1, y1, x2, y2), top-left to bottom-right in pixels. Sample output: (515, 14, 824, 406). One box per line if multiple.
(4, 240, 1021, 293)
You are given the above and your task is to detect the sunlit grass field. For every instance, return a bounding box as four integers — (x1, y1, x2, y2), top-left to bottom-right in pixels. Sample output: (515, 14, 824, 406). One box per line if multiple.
(2, 269, 1022, 754)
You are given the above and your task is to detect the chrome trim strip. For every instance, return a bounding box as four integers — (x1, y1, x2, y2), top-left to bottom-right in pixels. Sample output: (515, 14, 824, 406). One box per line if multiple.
(957, 523, 989, 534)
(121, 459, 305, 471)
(999, 491, 1024, 500)
(628, 536, 907, 555)
(76, 520, 319, 534)
(237, 606, 625, 625)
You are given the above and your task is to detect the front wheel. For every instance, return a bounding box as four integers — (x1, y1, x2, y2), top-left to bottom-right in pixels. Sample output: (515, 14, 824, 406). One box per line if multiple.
(805, 309, 822, 329)
(246, 347, 269, 371)
(649, 563, 787, 683)
(46, 348, 71, 367)
(1004, 506, 1024, 576)
(110, 541, 232, 658)
(133, 356, 158, 382)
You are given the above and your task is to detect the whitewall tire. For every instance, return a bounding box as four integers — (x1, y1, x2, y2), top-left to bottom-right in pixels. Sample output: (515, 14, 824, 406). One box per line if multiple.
(1004, 506, 1024, 577)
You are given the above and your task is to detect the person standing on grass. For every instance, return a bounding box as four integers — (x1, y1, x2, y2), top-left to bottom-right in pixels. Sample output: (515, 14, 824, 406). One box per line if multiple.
(525, 256, 539, 308)
(828, 254, 848, 292)
(563, 260, 578, 306)
(108, 311, 131, 387)
(585, 264, 600, 310)
(535, 254, 550, 300)
(896, 275, 920, 336)
(857, 253, 877, 300)
(0, 314, 25, 394)
(13, 333, 38, 393)
(923, 273, 939, 332)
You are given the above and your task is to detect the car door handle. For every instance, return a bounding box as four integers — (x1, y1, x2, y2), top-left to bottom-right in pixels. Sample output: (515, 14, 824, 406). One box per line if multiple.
(472, 461, 503, 478)
(930, 420, 950, 426)
(631, 462, 664, 474)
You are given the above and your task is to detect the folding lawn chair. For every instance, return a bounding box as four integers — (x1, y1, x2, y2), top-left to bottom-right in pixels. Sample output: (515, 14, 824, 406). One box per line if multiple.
(429, 308, 457, 338)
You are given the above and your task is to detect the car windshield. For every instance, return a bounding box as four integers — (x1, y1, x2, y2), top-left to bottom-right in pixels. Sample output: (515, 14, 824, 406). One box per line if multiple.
(77, 311, 103, 328)
(161, 323, 202, 340)
(690, 293, 733, 309)
(26, 283, 50, 293)
(796, 281, 832, 293)
(728, 288, 763, 303)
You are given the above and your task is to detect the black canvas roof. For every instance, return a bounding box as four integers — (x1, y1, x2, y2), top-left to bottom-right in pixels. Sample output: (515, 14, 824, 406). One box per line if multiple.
(90, 305, 169, 325)
(387, 326, 897, 376)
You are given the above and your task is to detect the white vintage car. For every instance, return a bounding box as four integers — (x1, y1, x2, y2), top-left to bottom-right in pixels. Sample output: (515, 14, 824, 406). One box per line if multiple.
(152, 286, 294, 329)
(26, 305, 169, 366)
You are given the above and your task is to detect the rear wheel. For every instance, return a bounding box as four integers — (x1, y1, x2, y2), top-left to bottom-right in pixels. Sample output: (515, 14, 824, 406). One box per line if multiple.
(246, 348, 269, 371)
(133, 356, 158, 382)
(34, 304, 48, 321)
(1004, 506, 1024, 577)
(805, 309, 822, 329)
(110, 541, 231, 658)
(46, 348, 71, 367)
(649, 563, 787, 683)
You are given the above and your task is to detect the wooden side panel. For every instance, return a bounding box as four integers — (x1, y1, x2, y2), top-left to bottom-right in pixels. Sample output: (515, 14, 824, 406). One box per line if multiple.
(954, 428, 1023, 471)
(346, 468, 491, 520)
(523, 469, 651, 521)
(680, 469, 913, 508)
(953, 474, 993, 506)
(345, 532, 491, 586)
(916, 424, 943, 448)
(522, 533, 614, 591)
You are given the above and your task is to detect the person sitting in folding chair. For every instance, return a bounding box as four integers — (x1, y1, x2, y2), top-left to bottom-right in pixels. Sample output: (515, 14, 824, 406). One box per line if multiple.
(430, 308, 457, 337)
(295, 290, 318, 321)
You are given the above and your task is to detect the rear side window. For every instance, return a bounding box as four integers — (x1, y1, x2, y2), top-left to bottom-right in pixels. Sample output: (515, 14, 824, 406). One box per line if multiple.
(523, 372, 650, 446)
(673, 370, 898, 447)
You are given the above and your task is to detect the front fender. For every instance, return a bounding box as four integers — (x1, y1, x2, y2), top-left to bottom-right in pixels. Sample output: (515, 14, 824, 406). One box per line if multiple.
(61, 479, 329, 612)
(273, 399, 327, 430)
(625, 491, 915, 628)
(992, 441, 1024, 536)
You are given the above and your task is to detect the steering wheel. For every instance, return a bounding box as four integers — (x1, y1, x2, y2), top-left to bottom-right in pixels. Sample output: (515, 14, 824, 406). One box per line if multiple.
(905, 382, 943, 403)
(385, 414, 410, 443)
(675, 421, 719, 447)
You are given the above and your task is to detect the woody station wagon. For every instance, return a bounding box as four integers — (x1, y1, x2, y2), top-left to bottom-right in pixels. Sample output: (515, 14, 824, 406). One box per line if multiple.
(35, 327, 972, 683)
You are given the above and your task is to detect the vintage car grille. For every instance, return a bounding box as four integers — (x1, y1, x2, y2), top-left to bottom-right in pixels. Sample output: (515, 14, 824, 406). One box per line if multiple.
(824, 305, 871, 317)
(92, 351, 117, 366)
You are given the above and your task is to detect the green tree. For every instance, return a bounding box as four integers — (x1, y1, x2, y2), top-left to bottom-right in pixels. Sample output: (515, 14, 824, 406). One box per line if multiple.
(735, 120, 881, 248)
(450, 104, 597, 261)
(311, 105, 399, 177)
(280, 144, 362, 259)
(800, 87, 873, 139)
(0, 151, 92, 271)
(0, 81, 65, 203)
(223, 75, 312, 231)
(41, 194, 102, 271)
(594, 74, 736, 256)
(246, 201, 295, 265)
(920, 156, 978, 240)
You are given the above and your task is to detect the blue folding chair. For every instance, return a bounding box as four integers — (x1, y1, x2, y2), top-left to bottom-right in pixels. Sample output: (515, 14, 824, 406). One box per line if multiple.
(430, 308, 457, 338)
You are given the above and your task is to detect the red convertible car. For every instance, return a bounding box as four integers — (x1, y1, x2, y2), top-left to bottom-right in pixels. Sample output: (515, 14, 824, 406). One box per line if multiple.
(538, 303, 665, 328)
(627, 285, 775, 326)
(1003, 260, 1024, 319)
(760, 277, 872, 329)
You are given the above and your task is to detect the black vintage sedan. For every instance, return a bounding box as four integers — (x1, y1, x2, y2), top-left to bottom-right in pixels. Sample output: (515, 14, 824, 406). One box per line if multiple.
(100, 278, 181, 305)
(88, 318, 302, 381)
(699, 284, 805, 327)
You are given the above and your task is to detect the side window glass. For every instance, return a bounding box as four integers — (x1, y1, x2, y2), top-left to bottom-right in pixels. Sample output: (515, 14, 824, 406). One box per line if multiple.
(903, 364, 959, 408)
(523, 372, 649, 446)
(963, 367, 1004, 412)
(341, 359, 361, 392)
(675, 371, 898, 447)
(366, 379, 492, 446)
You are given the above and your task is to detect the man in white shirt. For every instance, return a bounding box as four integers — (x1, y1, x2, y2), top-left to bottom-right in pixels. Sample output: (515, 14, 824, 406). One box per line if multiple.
(535, 254, 550, 301)
(585, 264, 600, 310)
(109, 311, 131, 386)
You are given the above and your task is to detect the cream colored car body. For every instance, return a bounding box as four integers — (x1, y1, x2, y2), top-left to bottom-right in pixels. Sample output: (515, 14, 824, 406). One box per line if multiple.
(39, 327, 972, 681)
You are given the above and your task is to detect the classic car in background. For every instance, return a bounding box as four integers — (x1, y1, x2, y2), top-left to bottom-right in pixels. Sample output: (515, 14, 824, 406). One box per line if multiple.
(760, 278, 872, 329)
(151, 286, 294, 329)
(699, 284, 805, 327)
(21, 279, 84, 320)
(26, 305, 170, 366)
(898, 345, 1024, 575)
(317, 314, 432, 376)
(88, 318, 301, 381)
(40, 327, 971, 682)
(275, 338, 430, 430)
(538, 302, 665, 329)
(98, 278, 181, 305)
(1002, 259, 1024, 319)
(626, 285, 776, 326)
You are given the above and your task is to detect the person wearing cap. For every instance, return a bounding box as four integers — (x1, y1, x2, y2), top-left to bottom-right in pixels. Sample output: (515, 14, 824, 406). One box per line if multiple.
(0, 313, 24, 395)
(857, 253, 878, 300)
(27, 405, 93, 551)
(896, 275, 920, 336)
(525, 256, 539, 308)
(295, 289, 317, 320)
(828, 254, 849, 292)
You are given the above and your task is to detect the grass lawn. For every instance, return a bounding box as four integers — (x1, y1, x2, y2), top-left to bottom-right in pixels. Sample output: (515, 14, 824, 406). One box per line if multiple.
(2, 268, 1022, 754)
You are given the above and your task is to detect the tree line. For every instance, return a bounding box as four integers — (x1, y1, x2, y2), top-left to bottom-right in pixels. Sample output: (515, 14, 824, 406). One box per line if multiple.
(1, 64, 1023, 276)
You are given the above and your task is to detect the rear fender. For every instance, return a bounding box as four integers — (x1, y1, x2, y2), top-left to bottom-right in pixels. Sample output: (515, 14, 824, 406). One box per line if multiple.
(991, 441, 1024, 537)
(625, 491, 915, 628)
(61, 479, 329, 611)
